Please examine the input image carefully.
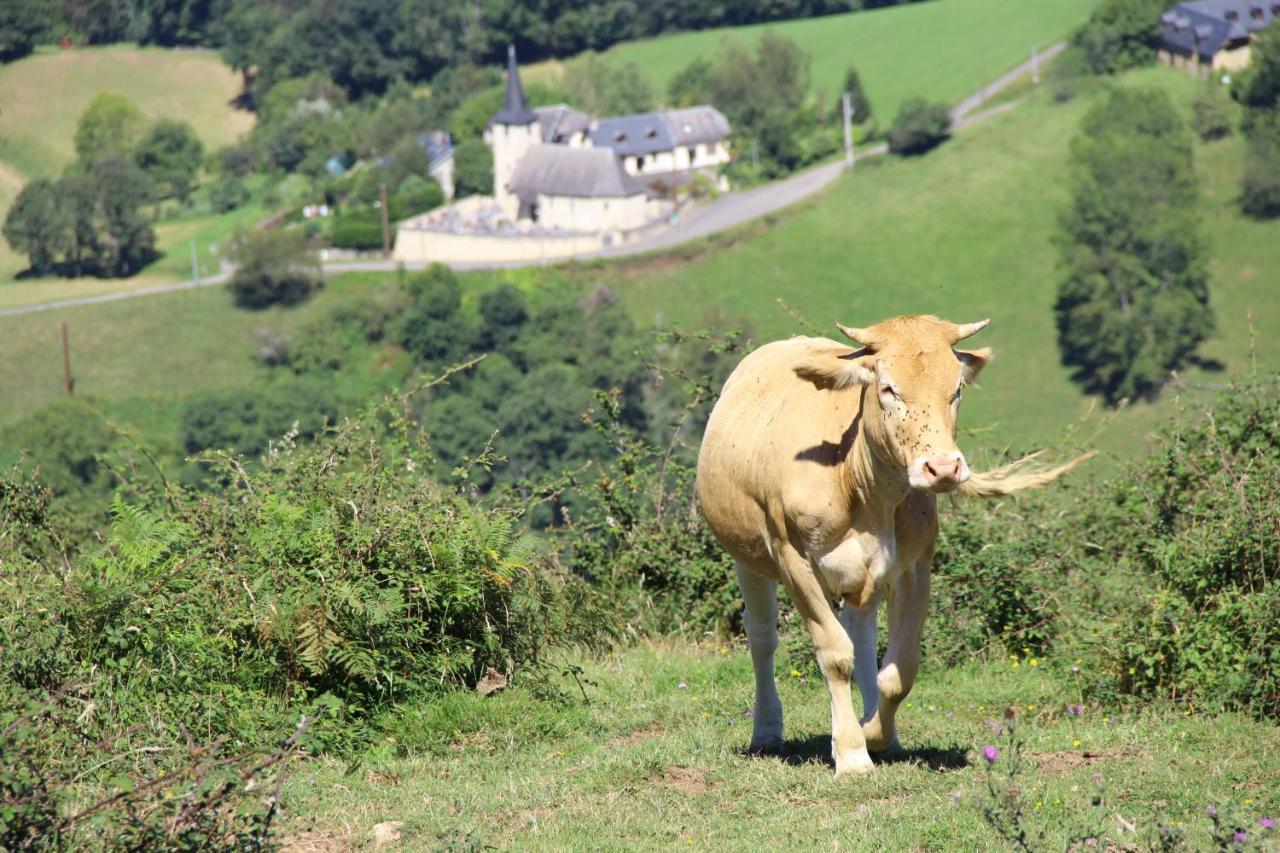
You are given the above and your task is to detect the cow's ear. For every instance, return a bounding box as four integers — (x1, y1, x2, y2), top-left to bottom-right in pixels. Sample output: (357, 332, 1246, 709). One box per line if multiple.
(957, 347, 993, 383)
(794, 350, 874, 390)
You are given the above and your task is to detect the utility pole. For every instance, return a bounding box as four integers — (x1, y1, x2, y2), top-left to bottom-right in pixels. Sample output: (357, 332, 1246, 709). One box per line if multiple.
(190, 237, 198, 282)
(61, 322, 74, 396)
(842, 91, 855, 170)
(1031, 44, 1040, 84)
(379, 183, 391, 257)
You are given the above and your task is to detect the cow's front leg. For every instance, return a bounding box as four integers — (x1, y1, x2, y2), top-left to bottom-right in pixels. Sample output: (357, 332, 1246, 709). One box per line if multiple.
(862, 559, 931, 753)
(839, 596, 881, 725)
(780, 548, 873, 778)
(736, 562, 783, 754)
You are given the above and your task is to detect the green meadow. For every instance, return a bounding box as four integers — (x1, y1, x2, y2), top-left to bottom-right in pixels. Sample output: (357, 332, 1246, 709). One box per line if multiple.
(601, 0, 1097, 116)
(279, 641, 1280, 850)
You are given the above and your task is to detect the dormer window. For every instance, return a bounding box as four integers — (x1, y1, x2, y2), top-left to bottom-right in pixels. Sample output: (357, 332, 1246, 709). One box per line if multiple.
(1250, 4, 1263, 19)
(615, 131, 626, 142)
(1225, 9, 1238, 20)
(645, 128, 658, 139)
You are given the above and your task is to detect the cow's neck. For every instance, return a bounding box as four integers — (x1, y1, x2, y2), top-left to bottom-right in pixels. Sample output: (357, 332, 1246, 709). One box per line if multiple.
(844, 414, 911, 526)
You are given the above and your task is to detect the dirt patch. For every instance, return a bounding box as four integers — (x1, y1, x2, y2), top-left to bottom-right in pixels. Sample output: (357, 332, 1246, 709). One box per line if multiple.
(612, 722, 663, 749)
(280, 829, 351, 852)
(1030, 748, 1137, 775)
(658, 766, 709, 796)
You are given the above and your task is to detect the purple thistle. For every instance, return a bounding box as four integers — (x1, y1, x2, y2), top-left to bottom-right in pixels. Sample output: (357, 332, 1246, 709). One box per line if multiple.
(1207, 805, 1219, 818)
(1260, 817, 1276, 830)
(982, 745, 999, 764)
(1067, 704, 1083, 717)
(1235, 831, 1248, 843)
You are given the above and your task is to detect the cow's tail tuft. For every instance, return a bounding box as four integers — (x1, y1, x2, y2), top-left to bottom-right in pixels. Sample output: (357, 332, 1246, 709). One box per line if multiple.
(957, 450, 1096, 498)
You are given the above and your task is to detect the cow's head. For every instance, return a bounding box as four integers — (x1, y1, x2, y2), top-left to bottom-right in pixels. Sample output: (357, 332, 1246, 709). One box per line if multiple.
(797, 314, 992, 493)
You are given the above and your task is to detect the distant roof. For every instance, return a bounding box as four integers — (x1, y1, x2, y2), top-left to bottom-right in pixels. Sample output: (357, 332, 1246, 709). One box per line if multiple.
(1161, 1, 1277, 58)
(590, 107, 730, 157)
(416, 131, 454, 167)
(509, 145, 645, 201)
(491, 44, 537, 126)
(535, 105, 593, 142)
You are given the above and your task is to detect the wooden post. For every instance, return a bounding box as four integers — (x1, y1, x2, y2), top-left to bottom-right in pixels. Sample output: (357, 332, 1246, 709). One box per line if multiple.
(61, 322, 74, 396)
(379, 183, 391, 257)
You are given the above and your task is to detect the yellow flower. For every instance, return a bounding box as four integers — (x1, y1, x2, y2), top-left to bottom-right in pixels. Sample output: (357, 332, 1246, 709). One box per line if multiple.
(1073, 739, 1082, 748)
(1011, 662, 1021, 670)
(790, 669, 802, 678)
(1029, 658, 1039, 667)
(1026, 704, 1035, 712)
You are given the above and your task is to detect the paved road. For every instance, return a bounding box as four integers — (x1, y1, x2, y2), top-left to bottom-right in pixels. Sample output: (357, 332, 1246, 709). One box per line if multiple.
(1, 43, 1062, 319)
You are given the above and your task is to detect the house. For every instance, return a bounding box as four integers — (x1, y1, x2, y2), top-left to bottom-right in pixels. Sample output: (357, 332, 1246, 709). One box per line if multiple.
(483, 44, 731, 231)
(418, 131, 456, 200)
(1159, 0, 1279, 75)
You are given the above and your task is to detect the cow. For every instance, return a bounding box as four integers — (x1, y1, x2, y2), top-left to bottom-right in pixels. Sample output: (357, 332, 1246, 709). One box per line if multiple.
(696, 314, 1090, 778)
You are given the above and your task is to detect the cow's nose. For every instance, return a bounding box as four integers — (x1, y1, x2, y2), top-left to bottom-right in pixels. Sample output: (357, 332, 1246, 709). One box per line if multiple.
(923, 455, 962, 484)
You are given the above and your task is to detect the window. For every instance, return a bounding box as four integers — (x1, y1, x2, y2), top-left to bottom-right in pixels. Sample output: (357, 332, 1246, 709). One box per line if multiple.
(1225, 9, 1238, 20)
(1250, 4, 1263, 20)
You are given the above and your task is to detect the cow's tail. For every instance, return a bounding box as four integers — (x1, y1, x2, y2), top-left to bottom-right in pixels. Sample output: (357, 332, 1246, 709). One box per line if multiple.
(957, 450, 1096, 498)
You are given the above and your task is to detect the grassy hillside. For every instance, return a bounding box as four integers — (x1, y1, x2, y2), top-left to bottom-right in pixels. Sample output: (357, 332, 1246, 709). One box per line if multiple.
(280, 640, 1280, 849)
(0, 45, 254, 281)
(595, 0, 1097, 117)
(588, 65, 1277, 462)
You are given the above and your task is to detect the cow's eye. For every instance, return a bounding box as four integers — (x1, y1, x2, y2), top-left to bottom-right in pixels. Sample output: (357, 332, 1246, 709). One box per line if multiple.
(951, 387, 963, 404)
(881, 384, 901, 401)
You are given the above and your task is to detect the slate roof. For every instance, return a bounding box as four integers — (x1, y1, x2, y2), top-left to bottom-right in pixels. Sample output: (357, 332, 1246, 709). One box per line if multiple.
(1161, 1, 1277, 59)
(491, 44, 537, 126)
(590, 107, 730, 157)
(416, 131, 454, 168)
(535, 105, 592, 142)
(508, 145, 645, 201)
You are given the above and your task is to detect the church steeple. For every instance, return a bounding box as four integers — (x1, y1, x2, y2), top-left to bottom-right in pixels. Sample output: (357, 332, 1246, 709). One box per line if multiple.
(491, 44, 537, 127)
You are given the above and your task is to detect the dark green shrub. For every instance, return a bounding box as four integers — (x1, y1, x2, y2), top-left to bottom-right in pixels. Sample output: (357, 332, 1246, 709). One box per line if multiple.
(1069, 0, 1164, 75)
(225, 227, 322, 309)
(329, 210, 385, 250)
(1112, 379, 1280, 720)
(887, 98, 951, 156)
(1191, 86, 1234, 141)
(1241, 117, 1280, 219)
(180, 378, 339, 458)
(208, 174, 250, 213)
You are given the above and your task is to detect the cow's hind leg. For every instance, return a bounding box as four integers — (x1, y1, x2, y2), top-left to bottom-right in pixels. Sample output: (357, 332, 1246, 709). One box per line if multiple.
(779, 548, 873, 778)
(862, 560, 931, 753)
(737, 562, 783, 754)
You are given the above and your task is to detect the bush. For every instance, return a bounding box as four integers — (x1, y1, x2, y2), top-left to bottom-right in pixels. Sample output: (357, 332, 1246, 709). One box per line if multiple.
(1241, 117, 1280, 218)
(1190, 86, 1234, 141)
(208, 175, 250, 213)
(1069, 0, 1164, 75)
(887, 98, 951, 156)
(1111, 379, 1280, 720)
(452, 139, 492, 198)
(329, 210, 386, 250)
(180, 378, 340, 458)
(226, 227, 322, 309)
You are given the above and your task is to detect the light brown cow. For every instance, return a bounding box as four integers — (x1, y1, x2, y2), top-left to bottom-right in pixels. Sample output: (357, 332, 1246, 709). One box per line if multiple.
(696, 315, 1089, 778)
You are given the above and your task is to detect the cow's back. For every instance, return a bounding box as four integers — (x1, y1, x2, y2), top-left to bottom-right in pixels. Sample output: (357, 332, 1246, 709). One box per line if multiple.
(696, 337, 864, 571)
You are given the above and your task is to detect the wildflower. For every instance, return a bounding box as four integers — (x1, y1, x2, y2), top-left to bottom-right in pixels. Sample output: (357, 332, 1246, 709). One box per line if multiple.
(1071, 665, 1081, 673)
(790, 669, 802, 678)
(945, 711, 953, 718)
(1234, 831, 1248, 843)
(1207, 805, 1218, 818)
(678, 682, 688, 690)
(1029, 658, 1039, 667)
(743, 707, 754, 718)
(1011, 661, 1021, 670)
(1073, 739, 1082, 748)
(1067, 704, 1083, 717)
(982, 745, 999, 764)
(1026, 704, 1035, 712)
(1259, 818, 1275, 830)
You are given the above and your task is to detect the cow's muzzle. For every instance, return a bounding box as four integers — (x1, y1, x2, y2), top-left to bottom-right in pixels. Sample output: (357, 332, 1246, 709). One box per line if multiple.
(912, 453, 970, 492)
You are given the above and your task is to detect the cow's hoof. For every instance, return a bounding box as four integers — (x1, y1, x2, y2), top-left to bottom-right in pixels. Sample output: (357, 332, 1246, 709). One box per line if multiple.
(748, 736, 784, 756)
(833, 750, 875, 779)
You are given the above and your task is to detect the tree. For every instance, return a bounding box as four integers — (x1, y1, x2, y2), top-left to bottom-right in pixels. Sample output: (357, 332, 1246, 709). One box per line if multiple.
(452, 139, 493, 197)
(1055, 86, 1212, 404)
(134, 119, 204, 201)
(0, 0, 46, 64)
(1069, 0, 1165, 75)
(57, 173, 102, 277)
(209, 175, 250, 213)
(2, 180, 71, 274)
(668, 57, 714, 107)
(837, 65, 873, 125)
(396, 264, 474, 364)
(1190, 85, 1234, 141)
(887, 98, 951, 155)
(92, 156, 157, 276)
(563, 53, 656, 116)
(74, 93, 143, 165)
(1237, 29, 1280, 218)
(226, 227, 321, 309)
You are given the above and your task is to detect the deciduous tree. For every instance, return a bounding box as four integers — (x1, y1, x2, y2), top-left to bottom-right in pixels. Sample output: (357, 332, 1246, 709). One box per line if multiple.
(74, 93, 143, 165)
(2, 180, 71, 274)
(1054, 86, 1212, 403)
(134, 119, 204, 202)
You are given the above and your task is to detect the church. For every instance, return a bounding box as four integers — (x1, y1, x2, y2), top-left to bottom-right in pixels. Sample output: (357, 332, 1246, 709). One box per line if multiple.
(483, 46, 731, 233)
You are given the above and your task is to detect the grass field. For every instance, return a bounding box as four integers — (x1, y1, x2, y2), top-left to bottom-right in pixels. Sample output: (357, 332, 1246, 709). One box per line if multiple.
(279, 639, 1280, 849)
(584, 64, 1279, 463)
(592, 0, 1097, 118)
(0, 45, 254, 281)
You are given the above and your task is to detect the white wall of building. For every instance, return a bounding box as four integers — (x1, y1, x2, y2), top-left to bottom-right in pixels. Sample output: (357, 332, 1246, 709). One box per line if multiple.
(485, 121, 542, 219)
(535, 193, 648, 232)
(621, 141, 731, 177)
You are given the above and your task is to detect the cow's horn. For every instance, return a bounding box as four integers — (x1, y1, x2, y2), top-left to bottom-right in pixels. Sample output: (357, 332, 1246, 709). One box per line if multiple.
(835, 323, 872, 345)
(952, 318, 991, 342)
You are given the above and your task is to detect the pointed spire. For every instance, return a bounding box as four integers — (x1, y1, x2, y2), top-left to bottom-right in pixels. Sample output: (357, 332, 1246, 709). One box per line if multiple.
(491, 43, 538, 127)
